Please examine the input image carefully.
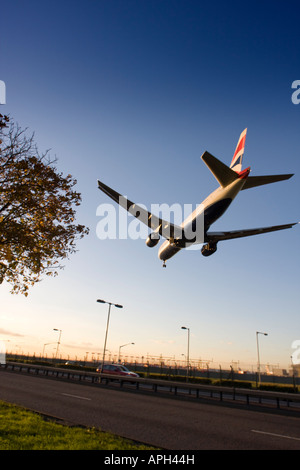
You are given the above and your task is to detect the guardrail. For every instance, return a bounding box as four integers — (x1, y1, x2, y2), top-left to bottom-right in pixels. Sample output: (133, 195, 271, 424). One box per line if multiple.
(2, 361, 300, 412)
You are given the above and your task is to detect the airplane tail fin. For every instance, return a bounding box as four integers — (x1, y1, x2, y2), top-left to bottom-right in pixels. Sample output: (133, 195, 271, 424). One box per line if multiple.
(230, 128, 247, 173)
(201, 128, 294, 189)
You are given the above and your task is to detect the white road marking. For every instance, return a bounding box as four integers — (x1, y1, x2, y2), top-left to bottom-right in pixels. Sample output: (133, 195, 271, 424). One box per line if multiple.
(61, 393, 91, 401)
(252, 430, 300, 441)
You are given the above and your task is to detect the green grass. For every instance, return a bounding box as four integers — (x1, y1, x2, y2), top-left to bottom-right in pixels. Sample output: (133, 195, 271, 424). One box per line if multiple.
(0, 401, 156, 450)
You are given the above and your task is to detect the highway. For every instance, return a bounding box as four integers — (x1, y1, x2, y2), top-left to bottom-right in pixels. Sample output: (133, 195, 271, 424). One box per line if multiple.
(1, 369, 300, 450)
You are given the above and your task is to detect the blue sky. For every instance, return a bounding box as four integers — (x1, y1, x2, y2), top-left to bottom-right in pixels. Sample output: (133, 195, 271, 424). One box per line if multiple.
(1, 0, 299, 370)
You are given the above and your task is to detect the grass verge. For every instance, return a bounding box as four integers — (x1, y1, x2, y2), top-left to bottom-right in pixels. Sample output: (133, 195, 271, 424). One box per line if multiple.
(0, 400, 157, 450)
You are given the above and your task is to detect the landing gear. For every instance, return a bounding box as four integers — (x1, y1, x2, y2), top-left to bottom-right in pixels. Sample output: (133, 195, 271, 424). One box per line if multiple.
(162, 261, 167, 268)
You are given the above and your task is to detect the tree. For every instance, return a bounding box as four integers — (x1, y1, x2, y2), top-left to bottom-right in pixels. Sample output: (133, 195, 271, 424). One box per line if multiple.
(0, 115, 89, 295)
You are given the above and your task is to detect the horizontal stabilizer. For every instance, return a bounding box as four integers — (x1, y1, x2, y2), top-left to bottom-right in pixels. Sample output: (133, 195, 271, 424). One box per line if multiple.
(207, 222, 297, 242)
(242, 174, 294, 190)
(201, 151, 239, 188)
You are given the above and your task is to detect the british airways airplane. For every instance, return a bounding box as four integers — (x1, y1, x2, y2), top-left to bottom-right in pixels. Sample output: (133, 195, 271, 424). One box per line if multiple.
(98, 129, 296, 267)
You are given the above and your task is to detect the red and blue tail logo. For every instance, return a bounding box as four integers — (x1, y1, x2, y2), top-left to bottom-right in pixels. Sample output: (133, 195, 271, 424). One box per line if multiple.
(230, 128, 247, 173)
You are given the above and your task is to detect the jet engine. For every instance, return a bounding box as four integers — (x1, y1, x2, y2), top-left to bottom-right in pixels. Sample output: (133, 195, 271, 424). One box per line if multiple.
(201, 242, 217, 257)
(146, 232, 160, 247)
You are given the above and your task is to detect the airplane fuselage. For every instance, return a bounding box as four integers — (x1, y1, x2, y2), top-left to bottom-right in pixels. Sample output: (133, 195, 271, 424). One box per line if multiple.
(158, 169, 250, 262)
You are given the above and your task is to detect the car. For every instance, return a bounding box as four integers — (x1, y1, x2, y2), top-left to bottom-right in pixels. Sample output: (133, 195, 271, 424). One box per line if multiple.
(64, 360, 83, 367)
(96, 363, 139, 377)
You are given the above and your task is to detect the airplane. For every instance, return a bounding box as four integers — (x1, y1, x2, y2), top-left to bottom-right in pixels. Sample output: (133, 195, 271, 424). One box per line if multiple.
(98, 128, 297, 267)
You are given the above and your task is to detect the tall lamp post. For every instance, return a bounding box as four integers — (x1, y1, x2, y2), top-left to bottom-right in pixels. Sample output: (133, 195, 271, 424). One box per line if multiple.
(97, 299, 123, 373)
(53, 329, 62, 360)
(43, 342, 56, 357)
(118, 342, 135, 363)
(256, 331, 268, 385)
(181, 326, 190, 381)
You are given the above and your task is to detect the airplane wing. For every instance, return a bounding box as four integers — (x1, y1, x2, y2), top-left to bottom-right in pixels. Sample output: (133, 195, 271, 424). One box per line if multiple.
(207, 223, 298, 242)
(97, 179, 183, 241)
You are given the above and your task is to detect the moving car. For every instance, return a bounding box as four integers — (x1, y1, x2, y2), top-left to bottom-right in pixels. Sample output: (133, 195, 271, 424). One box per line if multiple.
(96, 363, 139, 377)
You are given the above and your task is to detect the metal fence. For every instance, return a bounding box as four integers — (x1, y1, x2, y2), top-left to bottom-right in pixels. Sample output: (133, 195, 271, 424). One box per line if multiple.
(2, 361, 300, 412)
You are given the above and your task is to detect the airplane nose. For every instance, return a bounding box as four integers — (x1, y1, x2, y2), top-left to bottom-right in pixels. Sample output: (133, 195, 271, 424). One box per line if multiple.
(158, 240, 181, 262)
(158, 240, 169, 260)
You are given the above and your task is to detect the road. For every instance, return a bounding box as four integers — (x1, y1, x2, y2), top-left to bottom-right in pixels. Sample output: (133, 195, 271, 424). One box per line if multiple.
(0, 369, 300, 450)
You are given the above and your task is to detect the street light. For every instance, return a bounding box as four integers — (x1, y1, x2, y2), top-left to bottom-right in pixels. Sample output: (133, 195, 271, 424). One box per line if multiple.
(118, 342, 135, 363)
(181, 326, 190, 381)
(97, 299, 123, 373)
(256, 331, 268, 385)
(53, 329, 62, 360)
(42, 342, 57, 357)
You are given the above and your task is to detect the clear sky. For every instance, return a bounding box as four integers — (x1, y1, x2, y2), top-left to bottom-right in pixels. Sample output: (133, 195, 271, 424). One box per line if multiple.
(1, 0, 299, 370)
